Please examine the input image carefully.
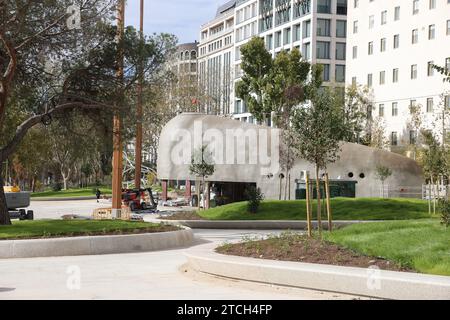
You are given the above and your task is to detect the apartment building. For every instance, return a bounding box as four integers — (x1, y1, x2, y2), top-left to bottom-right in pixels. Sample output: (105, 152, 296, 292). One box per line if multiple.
(233, 0, 348, 123)
(198, 1, 236, 115)
(346, 0, 450, 150)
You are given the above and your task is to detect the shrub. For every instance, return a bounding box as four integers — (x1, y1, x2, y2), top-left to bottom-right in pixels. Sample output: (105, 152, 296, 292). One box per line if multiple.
(245, 186, 264, 214)
(51, 182, 62, 192)
(438, 199, 450, 227)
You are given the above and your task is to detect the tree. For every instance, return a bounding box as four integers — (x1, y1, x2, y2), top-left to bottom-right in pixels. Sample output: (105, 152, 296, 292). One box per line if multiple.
(235, 37, 273, 122)
(245, 186, 264, 214)
(0, 1, 176, 224)
(433, 64, 450, 83)
(292, 85, 346, 234)
(368, 117, 389, 149)
(236, 40, 311, 199)
(340, 84, 372, 144)
(189, 145, 215, 210)
(375, 165, 393, 198)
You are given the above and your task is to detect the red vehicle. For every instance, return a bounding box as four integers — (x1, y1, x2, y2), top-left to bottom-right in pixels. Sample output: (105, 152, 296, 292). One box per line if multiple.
(121, 188, 157, 211)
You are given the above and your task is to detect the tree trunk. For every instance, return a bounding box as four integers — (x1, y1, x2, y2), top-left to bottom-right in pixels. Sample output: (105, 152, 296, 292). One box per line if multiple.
(325, 172, 332, 232)
(0, 163, 12, 225)
(428, 182, 432, 215)
(315, 165, 322, 235)
(431, 175, 436, 215)
(197, 179, 201, 210)
(305, 172, 312, 237)
(288, 173, 291, 200)
(284, 171, 288, 200)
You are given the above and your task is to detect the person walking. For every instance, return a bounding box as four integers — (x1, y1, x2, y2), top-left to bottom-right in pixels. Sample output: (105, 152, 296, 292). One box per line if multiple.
(96, 188, 101, 203)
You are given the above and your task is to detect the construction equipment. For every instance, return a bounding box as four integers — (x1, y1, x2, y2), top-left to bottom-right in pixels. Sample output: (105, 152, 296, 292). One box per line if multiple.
(121, 187, 157, 212)
(4, 186, 34, 220)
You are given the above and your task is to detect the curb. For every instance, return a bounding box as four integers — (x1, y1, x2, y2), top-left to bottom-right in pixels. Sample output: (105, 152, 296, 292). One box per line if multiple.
(31, 196, 97, 201)
(0, 228, 193, 259)
(155, 219, 376, 230)
(185, 244, 450, 300)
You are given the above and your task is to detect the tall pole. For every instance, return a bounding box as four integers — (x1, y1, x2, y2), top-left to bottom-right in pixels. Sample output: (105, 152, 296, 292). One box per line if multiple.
(134, 0, 144, 190)
(112, 0, 125, 218)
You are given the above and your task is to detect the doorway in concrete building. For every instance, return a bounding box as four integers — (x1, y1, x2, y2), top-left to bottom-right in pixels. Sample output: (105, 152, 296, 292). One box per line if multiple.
(211, 182, 256, 207)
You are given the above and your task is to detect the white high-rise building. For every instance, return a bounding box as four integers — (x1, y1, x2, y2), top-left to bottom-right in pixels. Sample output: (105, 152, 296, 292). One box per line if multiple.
(233, 0, 348, 123)
(346, 0, 450, 150)
(198, 1, 236, 116)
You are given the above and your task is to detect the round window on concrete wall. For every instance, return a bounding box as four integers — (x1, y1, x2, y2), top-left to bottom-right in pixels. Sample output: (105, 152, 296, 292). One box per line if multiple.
(348, 172, 354, 178)
(360, 173, 365, 179)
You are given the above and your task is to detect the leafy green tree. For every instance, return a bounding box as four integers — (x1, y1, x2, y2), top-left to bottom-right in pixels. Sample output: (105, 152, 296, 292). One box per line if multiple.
(235, 37, 273, 122)
(292, 86, 346, 233)
(0, 1, 176, 225)
(236, 39, 311, 199)
(189, 145, 215, 210)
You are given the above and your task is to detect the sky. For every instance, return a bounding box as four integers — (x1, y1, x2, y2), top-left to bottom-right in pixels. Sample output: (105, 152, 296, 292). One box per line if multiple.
(125, 0, 225, 44)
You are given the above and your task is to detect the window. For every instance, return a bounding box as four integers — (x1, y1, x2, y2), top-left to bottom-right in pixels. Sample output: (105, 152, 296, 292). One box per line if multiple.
(368, 41, 373, 55)
(381, 11, 387, 25)
(380, 38, 386, 52)
(322, 64, 330, 81)
(367, 73, 373, 87)
(336, 0, 347, 15)
(336, 20, 347, 37)
(303, 42, 311, 60)
(380, 71, 385, 84)
(412, 29, 418, 44)
(354, 0, 359, 8)
(446, 57, 450, 70)
(391, 132, 398, 146)
(303, 20, 311, 38)
(336, 65, 346, 82)
(411, 64, 417, 79)
(410, 130, 417, 145)
(413, 0, 419, 15)
(393, 68, 399, 82)
(446, 95, 450, 109)
(394, 6, 400, 20)
(317, 19, 331, 37)
(447, 20, 450, 35)
(392, 103, 398, 116)
(266, 34, 273, 50)
(394, 34, 400, 48)
(316, 41, 330, 59)
(293, 24, 301, 41)
(317, 0, 331, 13)
(284, 28, 291, 45)
(352, 46, 358, 59)
(275, 31, 282, 48)
(379, 104, 385, 117)
(336, 42, 346, 60)
(430, 0, 436, 9)
(353, 21, 358, 34)
(427, 98, 433, 113)
(428, 61, 434, 76)
(352, 76, 357, 85)
(369, 15, 374, 29)
(429, 24, 435, 40)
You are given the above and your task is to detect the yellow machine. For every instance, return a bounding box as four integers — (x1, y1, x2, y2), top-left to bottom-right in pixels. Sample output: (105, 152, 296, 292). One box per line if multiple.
(3, 186, 20, 193)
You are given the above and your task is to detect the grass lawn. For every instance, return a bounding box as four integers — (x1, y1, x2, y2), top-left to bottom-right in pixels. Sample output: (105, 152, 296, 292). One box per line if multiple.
(324, 219, 450, 276)
(200, 198, 432, 221)
(0, 220, 178, 240)
(31, 187, 112, 198)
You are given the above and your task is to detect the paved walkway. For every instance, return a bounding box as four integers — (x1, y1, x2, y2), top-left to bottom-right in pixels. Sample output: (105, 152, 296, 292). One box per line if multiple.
(0, 229, 365, 300)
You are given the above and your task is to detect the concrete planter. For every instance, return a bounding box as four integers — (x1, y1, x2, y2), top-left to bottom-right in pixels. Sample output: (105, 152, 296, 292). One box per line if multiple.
(0, 228, 193, 259)
(186, 245, 450, 300)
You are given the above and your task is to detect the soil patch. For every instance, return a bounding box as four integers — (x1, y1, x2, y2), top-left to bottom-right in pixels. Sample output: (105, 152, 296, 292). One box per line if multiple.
(216, 233, 414, 272)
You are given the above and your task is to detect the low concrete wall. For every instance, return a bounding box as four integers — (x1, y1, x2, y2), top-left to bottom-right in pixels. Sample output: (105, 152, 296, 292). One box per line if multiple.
(156, 219, 375, 230)
(186, 245, 450, 300)
(0, 228, 193, 259)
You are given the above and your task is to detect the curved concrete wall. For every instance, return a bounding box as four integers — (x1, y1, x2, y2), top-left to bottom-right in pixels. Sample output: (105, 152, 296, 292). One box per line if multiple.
(157, 113, 423, 198)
